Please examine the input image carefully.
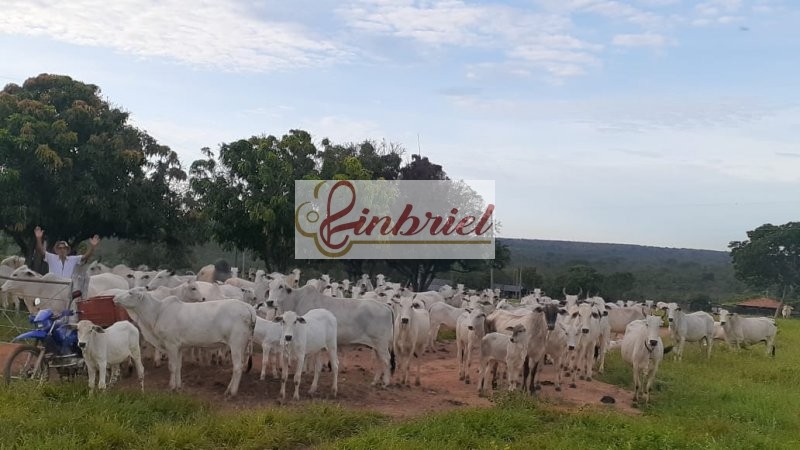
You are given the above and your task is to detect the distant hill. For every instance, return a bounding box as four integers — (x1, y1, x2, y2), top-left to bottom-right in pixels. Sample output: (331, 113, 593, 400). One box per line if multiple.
(500, 238, 731, 274)
(495, 238, 748, 303)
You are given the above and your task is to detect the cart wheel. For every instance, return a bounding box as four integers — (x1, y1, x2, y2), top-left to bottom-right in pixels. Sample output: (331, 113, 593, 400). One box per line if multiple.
(3, 345, 43, 384)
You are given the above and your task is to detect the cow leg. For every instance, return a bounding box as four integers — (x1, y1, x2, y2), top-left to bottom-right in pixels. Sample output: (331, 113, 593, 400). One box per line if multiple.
(706, 335, 713, 359)
(280, 352, 290, 399)
(644, 360, 659, 404)
(456, 338, 465, 381)
(226, 343, 245, 397)
(132, 346, 145, 392)
(293, 354, 304, 400)
(414, 344, 422, 386)
(309, 353, 322, 395)
(329, 348, 339, 397)
(260, 341, 269, 380)
(632, 363, 641, 404)
(86, 359, 97, 392)
(464, 338, 473, 384)
(477, 359, 487, 397)
(98, 359, 108, 391)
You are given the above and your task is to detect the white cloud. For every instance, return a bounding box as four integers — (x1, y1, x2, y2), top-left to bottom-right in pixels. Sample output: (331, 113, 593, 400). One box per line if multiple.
(612, 33, 670, 47)
(338, 1, 603, 78)
(0, 0, 351, 72)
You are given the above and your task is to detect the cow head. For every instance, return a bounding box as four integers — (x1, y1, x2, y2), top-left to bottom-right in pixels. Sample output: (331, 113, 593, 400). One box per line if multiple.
(398, 295, 423, 326)
(274, 311, 305, 343)
(265, 278, 292, 309)
(464, 308, 486, 331)
(542, 303, 568, 331)
(645, 315, 662, 349)
(559, 321, 580, 351)
(506, 324, 527, 344)
(73, 320, 104, 349)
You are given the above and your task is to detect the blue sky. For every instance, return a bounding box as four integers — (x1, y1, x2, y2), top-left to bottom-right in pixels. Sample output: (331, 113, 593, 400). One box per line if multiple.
(1, 0, 798, 251)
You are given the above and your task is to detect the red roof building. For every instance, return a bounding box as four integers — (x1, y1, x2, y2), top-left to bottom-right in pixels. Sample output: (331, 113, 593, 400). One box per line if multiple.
(735, 298, 782, 316)
(736, 298, 782, 309)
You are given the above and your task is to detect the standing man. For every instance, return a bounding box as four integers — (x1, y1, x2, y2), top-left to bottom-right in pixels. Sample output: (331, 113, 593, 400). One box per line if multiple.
(34, 226, 100, 299)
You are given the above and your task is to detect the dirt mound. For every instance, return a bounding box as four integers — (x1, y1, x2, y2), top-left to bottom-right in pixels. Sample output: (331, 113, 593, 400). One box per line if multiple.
(114, 340, 640, 418)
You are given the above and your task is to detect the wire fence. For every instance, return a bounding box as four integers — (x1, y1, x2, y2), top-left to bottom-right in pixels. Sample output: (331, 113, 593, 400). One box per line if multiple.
(0, 274, 72, 342)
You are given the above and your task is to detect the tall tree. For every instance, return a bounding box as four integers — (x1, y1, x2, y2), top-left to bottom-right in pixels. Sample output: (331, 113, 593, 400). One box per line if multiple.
(190, 130, 318, 271)
(0, 74, 191, 264)
(729, 222, 800, 317)
(387, 155, 501, 291)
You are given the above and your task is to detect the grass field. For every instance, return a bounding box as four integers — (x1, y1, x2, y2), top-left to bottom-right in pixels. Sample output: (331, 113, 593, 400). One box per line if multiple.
(1, 318, 798, 449)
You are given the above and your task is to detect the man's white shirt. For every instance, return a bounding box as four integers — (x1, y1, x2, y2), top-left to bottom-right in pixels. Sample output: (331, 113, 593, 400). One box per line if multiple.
(44, 252, 82, 279)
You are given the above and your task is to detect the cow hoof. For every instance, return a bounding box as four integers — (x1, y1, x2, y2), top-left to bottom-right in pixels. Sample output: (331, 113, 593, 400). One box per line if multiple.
(579, 375, 585, 381)
(534, 385, 541, 391)
(569, 383, 577, 389)
(555, 387, 562, 392)
(415, 380, 420, 386)
(586, 377, 593, 382)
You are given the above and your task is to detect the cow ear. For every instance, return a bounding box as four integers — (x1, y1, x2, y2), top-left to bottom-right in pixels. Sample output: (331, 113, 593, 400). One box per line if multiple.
(285, 287, 293, 294)
(558, 308, 567, 315)
(571, 312, 579, 318)
(93, 325, 105, 333)
(676, 307, 682, 311)
(67, 323, 78, 330)
(273, 316, 283, 323)
(591, 312, 599, 319)
(297, 317, 306, 324)
(464, 308, 473, 313)
(378, 293, 386, 297)
(412, 302, 422, 309)
(169, 270, 176, 276)
(505, 326, 514, 331)
(533, 306, 543, 313)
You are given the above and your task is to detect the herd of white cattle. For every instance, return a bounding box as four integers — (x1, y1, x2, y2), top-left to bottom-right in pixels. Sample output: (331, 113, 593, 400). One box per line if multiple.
(0, 256, 784, 406)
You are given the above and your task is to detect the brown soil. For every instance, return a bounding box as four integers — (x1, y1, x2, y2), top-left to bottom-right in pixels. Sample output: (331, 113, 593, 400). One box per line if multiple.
(111, 339, 641, 419)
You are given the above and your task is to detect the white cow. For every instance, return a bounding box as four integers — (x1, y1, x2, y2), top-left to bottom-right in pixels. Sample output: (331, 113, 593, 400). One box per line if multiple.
(146, 269, 195, 290)
(620, 316, 670, 405)
(266, 280, 395, 386)
(662, 304, 715, 360)
(718, 310, 777, 356)
(113, 288, 256, 396)
(87, 273, 130, 298)
(540, 318, 580, 391)
(781, 305, 794, 319)
(477, 325, 528, 396)
(563, 287, 582, 310)
(72, 319, 144, 392)
(607, 306, 647, 335)
(393, 295, 431, 386)
(427, 302, 466, 350)
(254, 304, 283, 380)
(275, 309, 339, 400)
(1, 265, 71, 313)
(455, 308, 487, 384)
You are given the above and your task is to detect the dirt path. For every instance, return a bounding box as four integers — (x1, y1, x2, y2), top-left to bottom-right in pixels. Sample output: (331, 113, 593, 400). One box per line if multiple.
(114, 339, 640, 418)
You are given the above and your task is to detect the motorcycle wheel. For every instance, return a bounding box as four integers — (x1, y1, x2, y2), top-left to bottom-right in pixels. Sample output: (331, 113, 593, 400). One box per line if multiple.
(3, 345, 44, 384)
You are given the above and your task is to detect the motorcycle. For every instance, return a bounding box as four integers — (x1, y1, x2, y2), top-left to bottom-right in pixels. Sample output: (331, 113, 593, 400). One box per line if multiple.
(3, 297, 85, 384)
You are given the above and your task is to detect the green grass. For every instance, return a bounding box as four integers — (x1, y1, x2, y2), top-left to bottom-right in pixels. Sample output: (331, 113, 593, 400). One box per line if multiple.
(1, 319, 799, 449)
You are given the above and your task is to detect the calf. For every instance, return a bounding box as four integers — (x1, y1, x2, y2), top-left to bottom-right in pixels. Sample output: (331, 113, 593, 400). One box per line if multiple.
(620, 316, 671, 405)
(477, 325, 528, 396)
(72, 320, 144, 392)
(540, 318, 580, 391)
(393, 295, 431, 386)
(275, 309, 339, 400)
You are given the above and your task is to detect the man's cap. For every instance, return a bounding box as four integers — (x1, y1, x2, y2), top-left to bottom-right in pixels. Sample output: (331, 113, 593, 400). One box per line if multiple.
(54, 241, 70, 249)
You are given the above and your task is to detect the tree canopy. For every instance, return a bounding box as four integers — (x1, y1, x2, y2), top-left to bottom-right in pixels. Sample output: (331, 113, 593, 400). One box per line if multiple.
(730, 222, 800, 312)
(0, 74, 195, 265)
